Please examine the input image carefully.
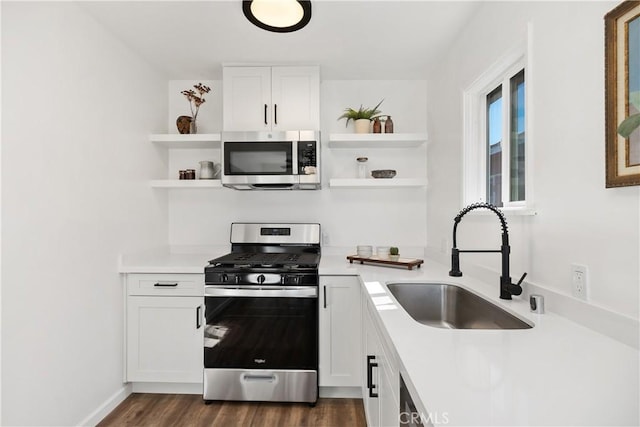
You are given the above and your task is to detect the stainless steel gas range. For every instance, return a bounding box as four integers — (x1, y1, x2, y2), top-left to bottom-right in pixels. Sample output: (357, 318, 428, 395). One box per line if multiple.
(203, 223, 320, 404)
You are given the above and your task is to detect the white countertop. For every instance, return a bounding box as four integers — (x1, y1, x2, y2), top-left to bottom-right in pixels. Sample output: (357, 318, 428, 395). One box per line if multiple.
(119, 249, 639, 426)
(118, 247, 226, 274)
(321, 253, 640, 426)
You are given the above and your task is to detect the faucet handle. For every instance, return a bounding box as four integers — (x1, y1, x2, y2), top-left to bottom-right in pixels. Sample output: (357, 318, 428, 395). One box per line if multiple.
(509, 272, 527, 296)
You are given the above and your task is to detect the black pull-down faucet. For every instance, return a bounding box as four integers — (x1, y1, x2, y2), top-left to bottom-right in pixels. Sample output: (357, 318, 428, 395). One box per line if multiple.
(449, 202, 527, 300)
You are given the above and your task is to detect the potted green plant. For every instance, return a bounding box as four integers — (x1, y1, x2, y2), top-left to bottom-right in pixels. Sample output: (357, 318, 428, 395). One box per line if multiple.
(337, 99, 384, 134)
(389, 246, 399, 261)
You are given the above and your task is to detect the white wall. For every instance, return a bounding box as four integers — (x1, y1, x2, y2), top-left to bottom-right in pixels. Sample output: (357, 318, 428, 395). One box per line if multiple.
(427, 1, 640, 320)
(166, 79, 429, 252)
(1, 3, 168, 425)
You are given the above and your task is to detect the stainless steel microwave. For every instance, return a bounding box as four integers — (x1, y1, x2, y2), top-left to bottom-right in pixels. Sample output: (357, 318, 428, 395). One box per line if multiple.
(221, 131, 320, 190)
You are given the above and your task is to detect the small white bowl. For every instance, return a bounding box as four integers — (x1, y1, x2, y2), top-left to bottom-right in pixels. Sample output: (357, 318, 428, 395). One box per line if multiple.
(376, 246, 390, 258)
(357, 245, 373, 257)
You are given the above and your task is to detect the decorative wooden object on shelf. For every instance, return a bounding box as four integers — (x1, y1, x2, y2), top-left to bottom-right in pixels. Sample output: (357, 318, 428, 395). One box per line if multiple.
(176, 115, 193, 134)
(346, 255, 424, 270)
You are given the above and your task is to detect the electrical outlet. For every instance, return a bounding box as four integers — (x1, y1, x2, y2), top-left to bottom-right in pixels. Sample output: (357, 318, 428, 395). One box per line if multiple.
(571, 264, 588, 300)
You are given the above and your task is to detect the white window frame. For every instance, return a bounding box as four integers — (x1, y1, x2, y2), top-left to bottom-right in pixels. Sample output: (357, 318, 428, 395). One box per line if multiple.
(463, 42, 533, 212)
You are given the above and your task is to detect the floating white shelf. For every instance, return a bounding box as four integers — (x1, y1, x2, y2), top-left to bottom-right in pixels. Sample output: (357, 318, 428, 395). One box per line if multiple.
(150, 179, 223, 189)
(327, 133, 428, 149)
(329, 178, 428, 189)
(149, 133, 221, 149)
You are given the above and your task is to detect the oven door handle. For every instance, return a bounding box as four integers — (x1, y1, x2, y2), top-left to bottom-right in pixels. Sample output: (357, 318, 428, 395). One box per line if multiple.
(205, 285, 318, 298)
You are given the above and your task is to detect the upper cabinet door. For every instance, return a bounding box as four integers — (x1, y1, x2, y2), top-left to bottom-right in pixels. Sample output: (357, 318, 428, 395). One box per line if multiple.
(223, 65, 320, 131)
(223, 66, 272, 131)
(271, 66, 320, 131)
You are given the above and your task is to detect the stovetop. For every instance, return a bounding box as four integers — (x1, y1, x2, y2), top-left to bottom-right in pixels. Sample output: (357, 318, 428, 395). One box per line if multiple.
(205, 251, 320, 286)
(205, 224, 321, 284)
(207, 252, 320, 270)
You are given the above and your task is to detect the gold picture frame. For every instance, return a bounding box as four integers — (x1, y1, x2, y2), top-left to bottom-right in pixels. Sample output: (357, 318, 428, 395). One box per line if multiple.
(605, 1, 640, 187)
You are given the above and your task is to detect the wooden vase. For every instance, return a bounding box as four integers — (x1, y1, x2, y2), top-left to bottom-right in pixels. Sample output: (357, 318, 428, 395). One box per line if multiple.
(176, 115, 193, 134)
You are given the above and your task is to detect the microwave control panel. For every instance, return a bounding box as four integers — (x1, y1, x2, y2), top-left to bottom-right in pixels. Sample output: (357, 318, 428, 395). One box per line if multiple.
(298, 141, 317, 169)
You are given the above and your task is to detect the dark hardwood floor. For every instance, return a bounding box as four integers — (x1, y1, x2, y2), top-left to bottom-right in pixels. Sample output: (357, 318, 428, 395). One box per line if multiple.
(98, 394, 367, 427)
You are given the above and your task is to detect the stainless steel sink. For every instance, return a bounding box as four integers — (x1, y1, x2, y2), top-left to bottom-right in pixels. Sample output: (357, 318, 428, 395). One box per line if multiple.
(386, 283, 533, 330)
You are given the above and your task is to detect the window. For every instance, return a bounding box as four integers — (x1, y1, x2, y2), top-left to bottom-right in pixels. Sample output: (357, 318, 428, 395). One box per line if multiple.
(486, 85, 503, 206)
(463, 49, 530, 210)
(484, 69, 526, 207)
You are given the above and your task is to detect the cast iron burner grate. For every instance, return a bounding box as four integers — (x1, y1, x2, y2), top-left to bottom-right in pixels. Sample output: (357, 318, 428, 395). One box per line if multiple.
(207, 252, 319, 269)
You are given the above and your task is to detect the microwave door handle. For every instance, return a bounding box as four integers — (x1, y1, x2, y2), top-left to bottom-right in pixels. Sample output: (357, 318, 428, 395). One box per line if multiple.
(292, 140, 298, 175)
(264, 104, 268, 125)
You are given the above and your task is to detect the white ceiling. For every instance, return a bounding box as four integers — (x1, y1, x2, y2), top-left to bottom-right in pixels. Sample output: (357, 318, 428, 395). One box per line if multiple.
(79, 1, 482, 80)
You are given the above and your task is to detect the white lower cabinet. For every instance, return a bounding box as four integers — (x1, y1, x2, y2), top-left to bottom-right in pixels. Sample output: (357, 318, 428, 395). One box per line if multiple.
(363, 288, 400, 427)
(125, 274, 204, 384)
(319, 275, 362, 387)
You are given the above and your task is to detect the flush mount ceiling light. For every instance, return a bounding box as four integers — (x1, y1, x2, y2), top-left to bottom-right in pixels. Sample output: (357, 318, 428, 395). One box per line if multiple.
(243, 0, 312, 33)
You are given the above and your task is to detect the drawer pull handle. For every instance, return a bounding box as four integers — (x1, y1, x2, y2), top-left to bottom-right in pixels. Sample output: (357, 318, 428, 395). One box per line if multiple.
(154, 282, 179, 287)
(323, 285, 327, 309)
(367, 355, 379, 398)
(243, 373, 276, 382)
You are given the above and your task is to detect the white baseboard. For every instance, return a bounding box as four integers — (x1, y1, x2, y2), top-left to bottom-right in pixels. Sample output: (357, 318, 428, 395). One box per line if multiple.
(131, 382, 203, 394)
(319, 386, 362, 399)
(77, 384, 132, 427)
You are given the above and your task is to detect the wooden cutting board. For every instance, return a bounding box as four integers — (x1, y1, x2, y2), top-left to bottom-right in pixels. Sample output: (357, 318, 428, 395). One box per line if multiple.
(346, 255, 424, 270)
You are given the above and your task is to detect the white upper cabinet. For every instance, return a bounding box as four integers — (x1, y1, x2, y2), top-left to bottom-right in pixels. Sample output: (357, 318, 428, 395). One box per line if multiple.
(223, 66, 320, 131)
(270, 66, 320, 130)
(223, 67, 271, 131)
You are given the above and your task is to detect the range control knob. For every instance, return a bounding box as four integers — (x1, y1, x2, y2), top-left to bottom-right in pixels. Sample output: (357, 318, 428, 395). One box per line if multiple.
(257, 274, 266, 284)
(288, 275, 300, 285)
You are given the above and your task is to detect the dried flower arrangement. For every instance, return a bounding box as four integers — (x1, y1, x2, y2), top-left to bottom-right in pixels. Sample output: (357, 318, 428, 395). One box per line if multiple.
(181, 83, 211, 129)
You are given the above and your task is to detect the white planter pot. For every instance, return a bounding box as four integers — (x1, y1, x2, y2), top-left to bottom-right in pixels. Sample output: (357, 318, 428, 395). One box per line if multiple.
(354, 119, 371, 134)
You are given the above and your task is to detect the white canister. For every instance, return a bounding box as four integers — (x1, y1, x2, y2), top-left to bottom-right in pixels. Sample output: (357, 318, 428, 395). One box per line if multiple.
(376, 246, 390, 258)
(357, 245, 373, 258)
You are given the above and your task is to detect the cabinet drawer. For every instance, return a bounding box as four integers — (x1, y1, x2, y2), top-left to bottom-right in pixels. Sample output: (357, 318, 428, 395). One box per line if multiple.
(127, 273, 204, 296)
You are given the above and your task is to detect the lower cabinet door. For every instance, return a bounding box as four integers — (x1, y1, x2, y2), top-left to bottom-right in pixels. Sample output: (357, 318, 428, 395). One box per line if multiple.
(363, 300, 382, 427)
(363, 292, 400, 427)
(319, 276, 362, 387)
(379, 365, 400, 427)
(127, 296, 203, 383)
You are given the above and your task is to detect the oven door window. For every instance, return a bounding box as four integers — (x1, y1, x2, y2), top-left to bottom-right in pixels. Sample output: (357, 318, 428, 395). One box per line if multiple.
(224, 142, 293, 175)
(204, 296, 318, 370)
